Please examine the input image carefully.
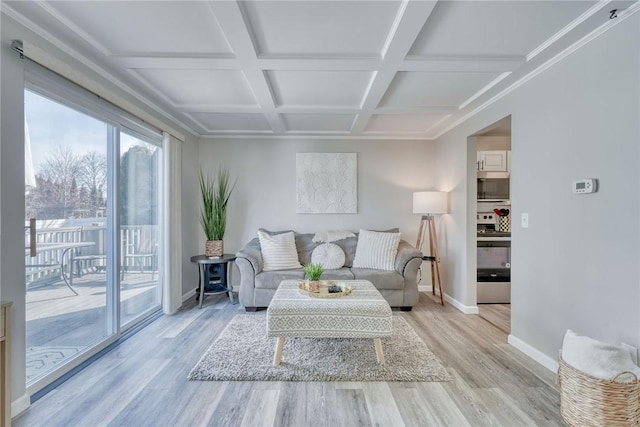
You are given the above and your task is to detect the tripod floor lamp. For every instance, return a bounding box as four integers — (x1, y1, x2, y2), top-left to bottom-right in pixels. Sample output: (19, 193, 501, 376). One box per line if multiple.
(413, 191, 447, 306)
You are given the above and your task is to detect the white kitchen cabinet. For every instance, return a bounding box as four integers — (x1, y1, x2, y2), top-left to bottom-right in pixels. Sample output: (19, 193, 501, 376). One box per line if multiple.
(477, 150, 508, 171)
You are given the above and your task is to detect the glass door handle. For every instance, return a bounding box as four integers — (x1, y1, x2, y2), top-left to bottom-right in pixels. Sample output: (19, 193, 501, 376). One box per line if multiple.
(29, 217, 36, 257)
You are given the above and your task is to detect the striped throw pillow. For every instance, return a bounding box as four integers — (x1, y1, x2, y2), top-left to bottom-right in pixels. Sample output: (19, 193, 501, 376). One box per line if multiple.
(258, 230, 302, 271)
(352, 229, 401, 271)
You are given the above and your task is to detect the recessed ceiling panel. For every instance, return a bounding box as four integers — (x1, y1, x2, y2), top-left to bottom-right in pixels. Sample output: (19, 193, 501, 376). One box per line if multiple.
(242, 1, 401, 57)
(190, 113, 272, 131)
(409, 1, 595, 57)
(380, 71, 502, 108)
(267, 71, 372, 107)
(134, 69, 257, 106)
(283, 114, 355, 132)
(48, 1, 233, 55)
(365, 113, 449, 133)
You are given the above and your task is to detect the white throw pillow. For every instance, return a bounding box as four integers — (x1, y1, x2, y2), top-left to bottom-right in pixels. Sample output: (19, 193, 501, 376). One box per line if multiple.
(311, 243, 346, 269)
(352, 229, 401, 271)
(258, 230, 302, 271)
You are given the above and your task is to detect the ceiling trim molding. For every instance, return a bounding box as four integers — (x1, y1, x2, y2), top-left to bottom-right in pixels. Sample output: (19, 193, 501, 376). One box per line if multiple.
(35, 0, 110, 55)
(458, 71, 511, 109)
(526, 0, 611, 61)
(350, 0, 439, 134)
(1, 2, 199, 139)
(431, 1, 640, 140)
(208, 1, 284, 133)
(199, 134, 435, 141)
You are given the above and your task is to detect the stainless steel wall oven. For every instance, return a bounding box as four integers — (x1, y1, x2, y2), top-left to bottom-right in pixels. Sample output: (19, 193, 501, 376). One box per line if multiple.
(477, 240, 511, 303)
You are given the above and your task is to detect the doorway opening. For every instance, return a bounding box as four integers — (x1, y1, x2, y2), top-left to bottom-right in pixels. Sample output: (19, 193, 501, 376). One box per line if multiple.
(470, 115, 512, 334)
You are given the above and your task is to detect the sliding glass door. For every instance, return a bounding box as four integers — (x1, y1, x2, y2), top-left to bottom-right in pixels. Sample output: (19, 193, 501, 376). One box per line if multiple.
(120, 133, 161, 327)
(24, 89, 113, 386)
(24, 77, 163, 390)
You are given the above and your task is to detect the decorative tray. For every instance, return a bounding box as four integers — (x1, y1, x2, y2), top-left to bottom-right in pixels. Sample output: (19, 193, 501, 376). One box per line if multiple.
(298, 281, 353, 298)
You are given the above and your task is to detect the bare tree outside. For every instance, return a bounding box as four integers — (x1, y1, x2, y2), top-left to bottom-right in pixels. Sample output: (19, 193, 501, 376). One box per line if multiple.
(78, 151, 107, 217)
(26, 145, 108, 220)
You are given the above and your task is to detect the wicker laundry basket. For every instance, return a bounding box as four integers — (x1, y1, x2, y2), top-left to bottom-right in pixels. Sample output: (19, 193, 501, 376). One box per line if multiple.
(558, 356, 640, 426)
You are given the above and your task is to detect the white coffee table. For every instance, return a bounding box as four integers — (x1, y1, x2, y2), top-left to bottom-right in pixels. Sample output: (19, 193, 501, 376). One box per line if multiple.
(266, 280, 393, 366)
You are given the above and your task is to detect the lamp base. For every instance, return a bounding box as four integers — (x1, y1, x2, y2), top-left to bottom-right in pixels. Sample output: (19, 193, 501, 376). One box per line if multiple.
(416, 216, 444, 306)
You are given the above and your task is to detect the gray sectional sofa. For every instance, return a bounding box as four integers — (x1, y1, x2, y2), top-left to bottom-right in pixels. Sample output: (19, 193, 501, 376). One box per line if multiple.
(235, 231, 423, 311)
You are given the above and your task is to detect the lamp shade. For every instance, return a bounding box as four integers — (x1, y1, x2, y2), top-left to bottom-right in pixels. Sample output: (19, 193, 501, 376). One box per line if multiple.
(413, 191, 447, 214)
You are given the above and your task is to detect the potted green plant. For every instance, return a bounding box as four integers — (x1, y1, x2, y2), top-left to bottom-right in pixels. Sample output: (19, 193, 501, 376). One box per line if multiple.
(303, 263, 324, 292)
(199, 167, 235, 257)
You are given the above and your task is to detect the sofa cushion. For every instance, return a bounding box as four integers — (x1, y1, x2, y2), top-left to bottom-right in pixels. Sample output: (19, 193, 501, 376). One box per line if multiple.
(295, 233, 317, 265)
(255, 269, 305, 289)
(353, 229, 401, 271)
(258, 230, 302, 271)
(332, 236, 358, 267)
(320, 267, 354, 281)
(351, 268, 404, 290)
(311, 243, 345, 269)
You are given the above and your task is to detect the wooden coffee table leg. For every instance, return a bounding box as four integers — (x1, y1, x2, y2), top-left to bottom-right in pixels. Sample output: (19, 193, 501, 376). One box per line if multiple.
(374, 338, 385, 365)
(273, 337, 285, 366)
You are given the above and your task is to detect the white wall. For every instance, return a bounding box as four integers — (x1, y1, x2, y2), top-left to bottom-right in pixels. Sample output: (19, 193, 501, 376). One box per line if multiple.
(195, 138, 436, 287)
(434, 13, 640, 364)
(0, 12, 198, 414)
(477, 136, 511, 151)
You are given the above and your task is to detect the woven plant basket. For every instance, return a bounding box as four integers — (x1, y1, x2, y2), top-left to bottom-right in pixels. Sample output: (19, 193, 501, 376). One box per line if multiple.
(205, 240, 223, 257)
(558, 356, 640, 426)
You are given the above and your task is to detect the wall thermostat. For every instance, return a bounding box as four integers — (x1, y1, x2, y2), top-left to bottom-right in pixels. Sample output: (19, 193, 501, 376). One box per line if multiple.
(572, 178, 598, 194)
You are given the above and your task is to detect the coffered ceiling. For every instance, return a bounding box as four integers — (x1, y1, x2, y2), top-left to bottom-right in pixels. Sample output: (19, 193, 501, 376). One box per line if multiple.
(3, 0, 637, 139)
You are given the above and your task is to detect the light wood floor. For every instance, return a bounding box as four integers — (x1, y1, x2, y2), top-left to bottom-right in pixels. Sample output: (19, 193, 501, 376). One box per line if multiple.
(478, 304, 511, 335)
(15, 293, 562, 427)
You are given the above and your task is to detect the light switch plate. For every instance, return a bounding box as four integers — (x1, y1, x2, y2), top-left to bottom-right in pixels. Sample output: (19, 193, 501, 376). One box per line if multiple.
(521, 213, 529, 228)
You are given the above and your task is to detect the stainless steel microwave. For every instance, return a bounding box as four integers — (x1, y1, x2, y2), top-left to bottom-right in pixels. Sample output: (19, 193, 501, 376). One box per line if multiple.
(477, 172, 510, 200)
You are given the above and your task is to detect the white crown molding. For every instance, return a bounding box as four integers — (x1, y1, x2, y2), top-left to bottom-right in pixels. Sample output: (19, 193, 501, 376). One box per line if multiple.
(526, 0, 612, 62)
(431, 1, 640, 140)
(1, 3, 200, 139)
(35, 0, 110, 55)
(458, 71, 511, 109)
(283, 130, 352, 135)
(381, 0, 409, 59)
(199, 134, 434, 141)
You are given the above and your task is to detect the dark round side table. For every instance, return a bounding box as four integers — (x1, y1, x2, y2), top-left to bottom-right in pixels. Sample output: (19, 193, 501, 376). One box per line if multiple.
(190, 254, 237, 308)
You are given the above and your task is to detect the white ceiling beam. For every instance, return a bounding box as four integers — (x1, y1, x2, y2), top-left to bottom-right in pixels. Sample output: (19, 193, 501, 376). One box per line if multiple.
(206, 1, 285, 133)
(401, 56, 525, 72)
(113, 57, 240, 70)
(350, 0, 439, 134)
(113, 55, 522, 73)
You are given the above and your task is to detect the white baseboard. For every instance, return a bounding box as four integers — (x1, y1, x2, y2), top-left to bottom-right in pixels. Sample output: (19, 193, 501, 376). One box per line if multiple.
(12, 393, 30, 418)
(508, 334, 559, 373)
(418, 288, 478, 314)
(444, 293, 479, 314)
(182, 288, 196, 303)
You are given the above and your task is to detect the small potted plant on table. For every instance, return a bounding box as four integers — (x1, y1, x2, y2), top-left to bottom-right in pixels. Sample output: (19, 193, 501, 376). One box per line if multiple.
(303, 263, 324, 293)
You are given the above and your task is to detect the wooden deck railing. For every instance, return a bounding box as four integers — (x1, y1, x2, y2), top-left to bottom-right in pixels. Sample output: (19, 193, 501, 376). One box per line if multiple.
(25, 223, 158, 284)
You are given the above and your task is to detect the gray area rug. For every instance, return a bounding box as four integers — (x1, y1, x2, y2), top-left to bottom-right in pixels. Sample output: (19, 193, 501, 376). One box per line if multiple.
(188, 314, 451, 382)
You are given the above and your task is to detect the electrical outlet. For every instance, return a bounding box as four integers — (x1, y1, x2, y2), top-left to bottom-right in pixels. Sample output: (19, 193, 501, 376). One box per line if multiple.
(622, 343, 638, 365)
(521, 213, 529, 228)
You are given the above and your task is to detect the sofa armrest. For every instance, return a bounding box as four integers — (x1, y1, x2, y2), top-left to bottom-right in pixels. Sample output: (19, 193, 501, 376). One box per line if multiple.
(395, 240, 423, 275)
(235, 238, 263, 276)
